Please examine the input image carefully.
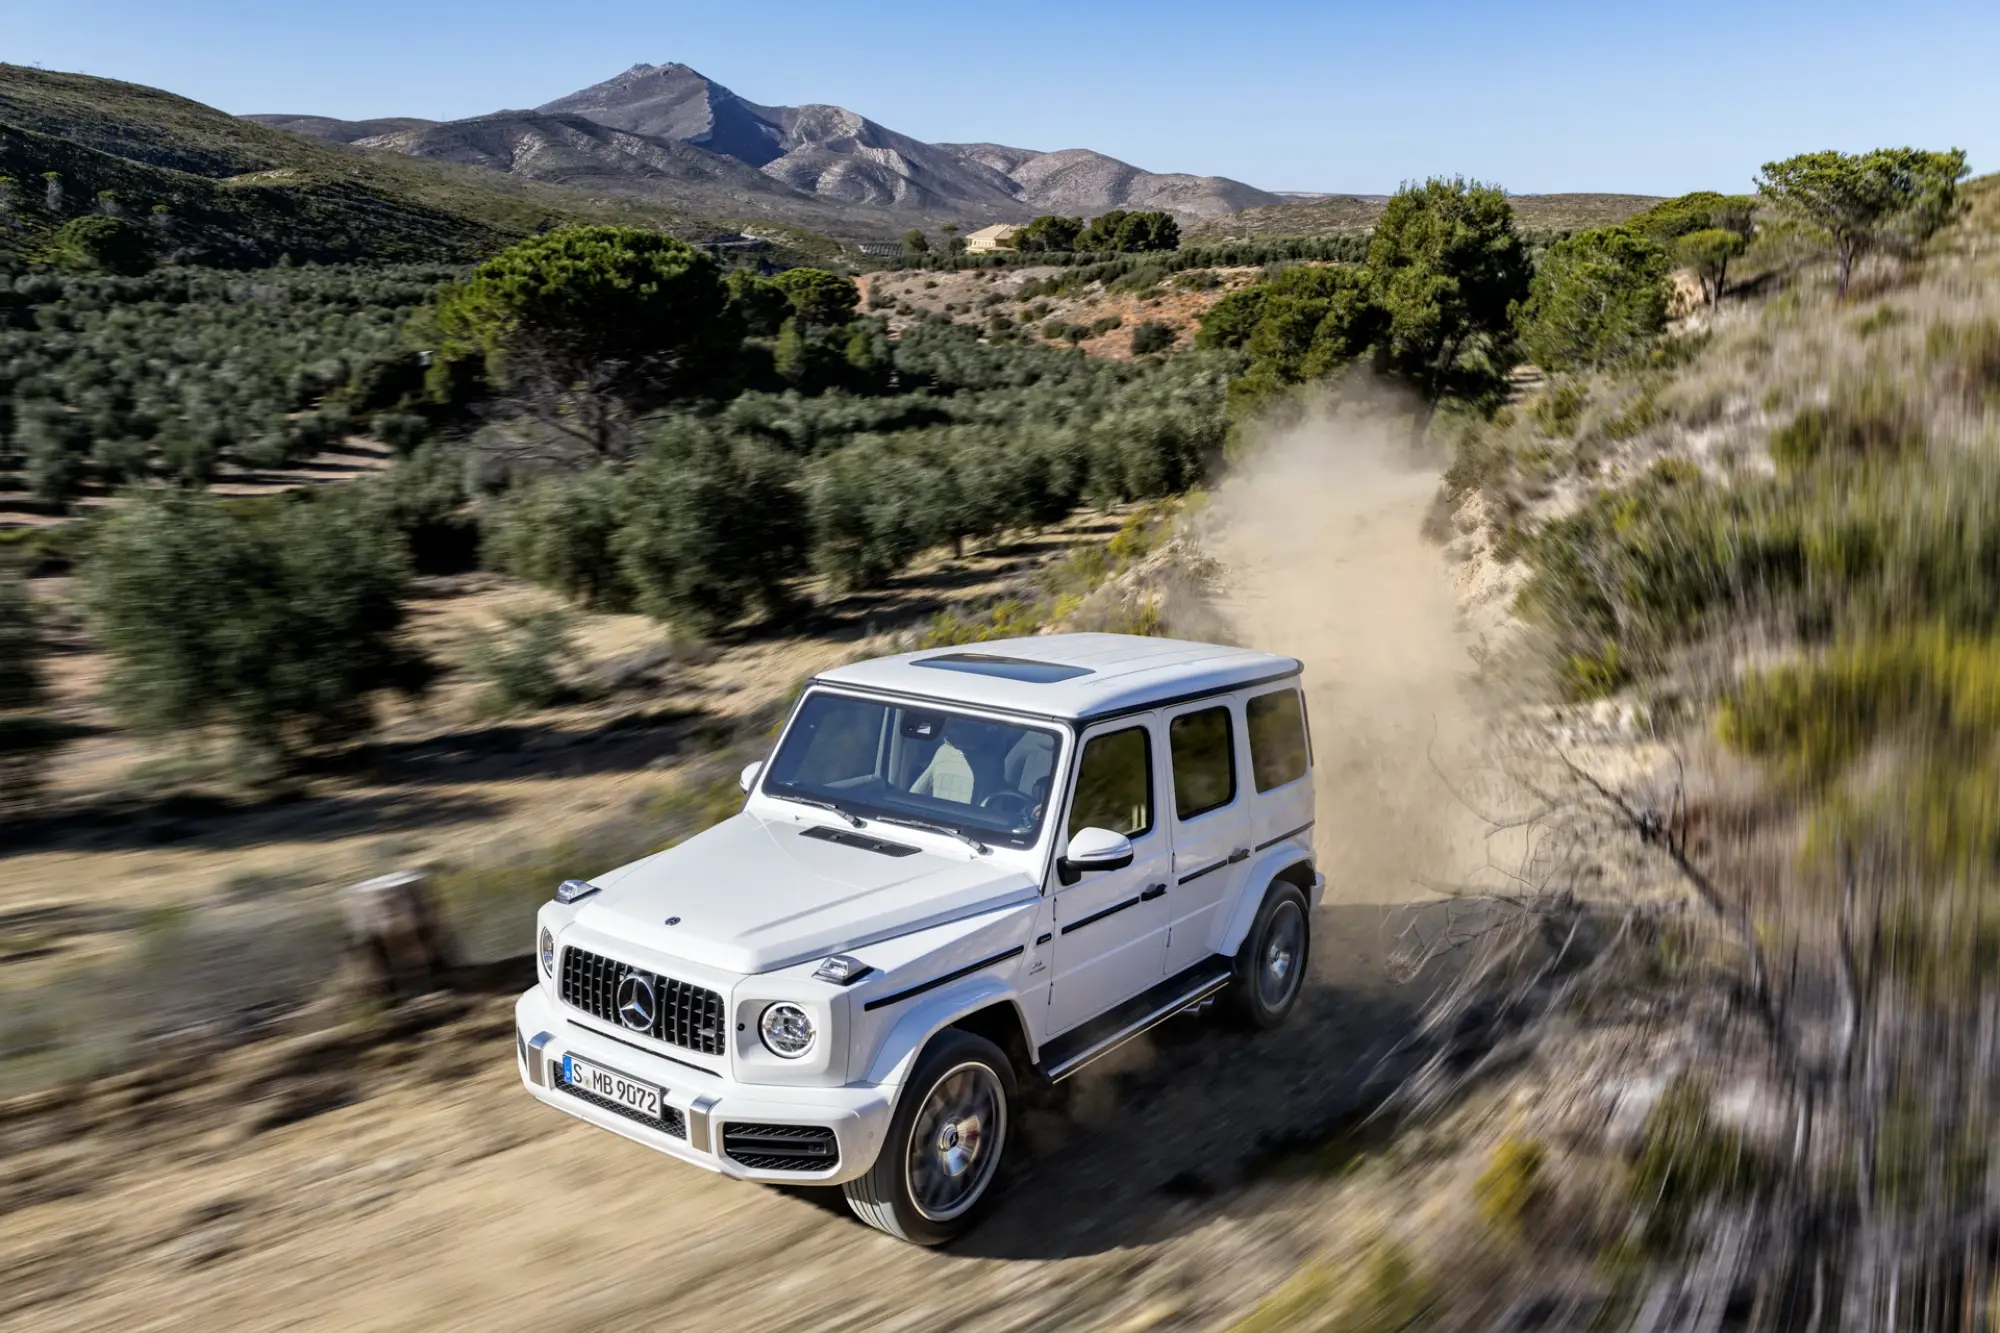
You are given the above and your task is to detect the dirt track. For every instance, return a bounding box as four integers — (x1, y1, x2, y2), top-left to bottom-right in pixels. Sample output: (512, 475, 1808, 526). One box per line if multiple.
(2, 419, 1488, 1333)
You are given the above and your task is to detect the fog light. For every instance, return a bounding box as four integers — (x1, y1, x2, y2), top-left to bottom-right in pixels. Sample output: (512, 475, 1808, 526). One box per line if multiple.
(759, 1003, 816, 1058)
(539, 926, 556, 975)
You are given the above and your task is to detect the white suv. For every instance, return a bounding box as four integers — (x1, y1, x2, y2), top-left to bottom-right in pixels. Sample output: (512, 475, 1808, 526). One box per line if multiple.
(516, 633, 1321, 1244)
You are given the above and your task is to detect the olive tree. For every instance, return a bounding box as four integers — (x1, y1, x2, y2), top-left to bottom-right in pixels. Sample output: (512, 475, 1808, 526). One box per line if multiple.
(483, 467, 632, 610)
(614, 433, 807, 635)
(0, 571, 57, 811)
(86, 492, 430, 764)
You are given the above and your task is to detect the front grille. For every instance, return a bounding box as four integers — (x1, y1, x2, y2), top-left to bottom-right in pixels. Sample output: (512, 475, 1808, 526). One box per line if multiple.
(558, 946, 727, 1057)
(555, 1073, 688, 1138)
(723, 1122, 840, 1173)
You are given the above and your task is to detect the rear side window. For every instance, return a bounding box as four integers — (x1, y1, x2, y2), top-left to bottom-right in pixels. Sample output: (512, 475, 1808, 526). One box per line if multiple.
(1169, 706, 1236, 820)
(1246, 689, 1309, 792)
(1068, 727, 1153, 841)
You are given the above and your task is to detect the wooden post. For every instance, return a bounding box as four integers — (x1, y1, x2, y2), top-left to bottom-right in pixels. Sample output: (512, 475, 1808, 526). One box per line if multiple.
(344, 871, 454, 1000)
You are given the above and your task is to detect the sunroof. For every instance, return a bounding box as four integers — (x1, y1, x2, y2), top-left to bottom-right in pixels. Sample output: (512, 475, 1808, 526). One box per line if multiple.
(913, 653, 1093, 684)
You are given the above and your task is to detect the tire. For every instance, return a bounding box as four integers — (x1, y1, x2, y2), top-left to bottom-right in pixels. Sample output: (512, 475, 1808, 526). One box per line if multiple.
(1227, 881, 1311, 1030)
(843, 1029, 1017, 1245)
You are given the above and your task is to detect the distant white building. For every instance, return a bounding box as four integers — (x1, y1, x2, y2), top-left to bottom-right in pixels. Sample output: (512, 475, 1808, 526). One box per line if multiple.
(963, 224, 1021, 254)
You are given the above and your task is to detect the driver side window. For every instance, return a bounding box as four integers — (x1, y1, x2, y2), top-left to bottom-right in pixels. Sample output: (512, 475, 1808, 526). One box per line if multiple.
(1067, 727, 1154, 842)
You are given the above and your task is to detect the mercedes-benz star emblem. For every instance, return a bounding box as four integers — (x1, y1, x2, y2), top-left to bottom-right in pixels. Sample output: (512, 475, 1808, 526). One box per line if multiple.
(615, 973, 657, 1032)
(663, 916, 681, 927)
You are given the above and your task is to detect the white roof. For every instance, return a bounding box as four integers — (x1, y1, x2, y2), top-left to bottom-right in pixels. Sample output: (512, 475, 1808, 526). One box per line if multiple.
(962, 223, 1021, 240)
(812, 633, 1301, 723)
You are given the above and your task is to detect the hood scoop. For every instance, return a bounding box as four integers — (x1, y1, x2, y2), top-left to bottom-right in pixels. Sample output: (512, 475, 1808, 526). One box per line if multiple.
(799, 825, 921, 858)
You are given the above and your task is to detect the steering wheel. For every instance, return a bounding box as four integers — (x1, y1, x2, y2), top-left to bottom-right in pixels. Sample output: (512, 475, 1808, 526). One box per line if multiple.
(981, 791, 1033, 821)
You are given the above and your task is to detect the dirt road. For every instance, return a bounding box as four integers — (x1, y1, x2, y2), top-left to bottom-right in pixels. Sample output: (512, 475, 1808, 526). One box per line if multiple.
(2, 420, 1487, 1333)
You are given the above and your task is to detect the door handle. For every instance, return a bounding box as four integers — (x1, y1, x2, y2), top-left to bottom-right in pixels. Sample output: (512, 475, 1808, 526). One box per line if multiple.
(1227, 848, 1249, 864)
(1140, 883, 1167, 901)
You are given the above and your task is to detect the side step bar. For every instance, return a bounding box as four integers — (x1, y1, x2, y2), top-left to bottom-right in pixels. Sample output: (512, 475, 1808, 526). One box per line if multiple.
(1039, 963, 1233, 1083)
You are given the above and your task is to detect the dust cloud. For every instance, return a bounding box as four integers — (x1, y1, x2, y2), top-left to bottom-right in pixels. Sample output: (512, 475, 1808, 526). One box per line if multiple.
(1204, 404, 1495, 907)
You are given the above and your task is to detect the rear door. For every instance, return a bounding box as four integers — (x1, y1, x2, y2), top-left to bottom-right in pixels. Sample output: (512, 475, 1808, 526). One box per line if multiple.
(1162, 697, 1253, 977)
(1044, 716, 1170, 1037)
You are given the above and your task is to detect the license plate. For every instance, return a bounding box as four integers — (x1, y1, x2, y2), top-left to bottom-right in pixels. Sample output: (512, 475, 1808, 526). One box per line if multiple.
(562, 1053, 663, 1120)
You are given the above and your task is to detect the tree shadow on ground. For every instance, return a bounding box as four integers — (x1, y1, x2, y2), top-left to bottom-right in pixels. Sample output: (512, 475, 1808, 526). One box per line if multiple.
(327, 706, 714, 789)
(0, 786, 508, 857)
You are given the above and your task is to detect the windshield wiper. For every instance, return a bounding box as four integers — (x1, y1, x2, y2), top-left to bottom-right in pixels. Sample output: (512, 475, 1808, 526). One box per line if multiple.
(869, 815, 989, 855)
(770, 792, 863, 828)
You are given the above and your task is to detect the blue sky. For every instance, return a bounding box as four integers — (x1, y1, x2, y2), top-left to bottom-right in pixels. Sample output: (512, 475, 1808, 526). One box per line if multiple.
(5, 1, 1992, 195)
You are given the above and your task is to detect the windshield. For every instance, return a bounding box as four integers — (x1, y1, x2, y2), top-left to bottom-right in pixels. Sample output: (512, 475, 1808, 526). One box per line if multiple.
(762, 691, 1064, 850)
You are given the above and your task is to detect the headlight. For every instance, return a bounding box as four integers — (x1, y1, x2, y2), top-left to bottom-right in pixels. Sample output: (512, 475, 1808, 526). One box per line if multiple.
(539, 926, 556, 976)
(759, 1003, 816, 1058)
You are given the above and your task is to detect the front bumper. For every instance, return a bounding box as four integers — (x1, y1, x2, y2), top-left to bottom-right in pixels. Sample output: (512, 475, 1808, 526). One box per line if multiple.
(514, 987, 894, 1187)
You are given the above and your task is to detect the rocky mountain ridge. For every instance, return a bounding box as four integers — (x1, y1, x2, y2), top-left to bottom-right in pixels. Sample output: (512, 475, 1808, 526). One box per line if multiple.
(250, 61, 1284, 229)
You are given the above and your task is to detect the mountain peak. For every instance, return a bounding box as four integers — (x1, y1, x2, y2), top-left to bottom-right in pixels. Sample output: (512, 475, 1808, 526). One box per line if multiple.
(272, 62, 1285, 228)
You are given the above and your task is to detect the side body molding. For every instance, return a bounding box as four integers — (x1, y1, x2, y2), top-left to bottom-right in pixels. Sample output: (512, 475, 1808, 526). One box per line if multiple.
(862, 976, 1037, 1086)
(1215, 844, 1318, 959)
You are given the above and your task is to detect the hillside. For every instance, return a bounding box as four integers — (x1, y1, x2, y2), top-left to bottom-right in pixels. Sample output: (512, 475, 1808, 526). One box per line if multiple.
(245, 115, 441, 144)
(261, 62, 1286, 225)
(333, 111, 896, 236)
(0, 65, 839, 266)
(1188, 190, 1664, 240)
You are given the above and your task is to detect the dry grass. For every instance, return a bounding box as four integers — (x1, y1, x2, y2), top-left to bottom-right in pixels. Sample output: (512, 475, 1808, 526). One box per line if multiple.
(856, 264, 1258, 360)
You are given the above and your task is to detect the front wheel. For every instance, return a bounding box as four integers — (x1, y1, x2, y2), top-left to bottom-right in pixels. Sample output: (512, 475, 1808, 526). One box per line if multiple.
(1228, 881, 1311, 1029)
(843, 1029, 1016, 1245)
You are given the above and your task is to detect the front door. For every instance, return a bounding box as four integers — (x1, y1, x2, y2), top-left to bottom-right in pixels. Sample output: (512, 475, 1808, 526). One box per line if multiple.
(1044, 716, 1170, 1037)
(1162, 698, 1253, 977)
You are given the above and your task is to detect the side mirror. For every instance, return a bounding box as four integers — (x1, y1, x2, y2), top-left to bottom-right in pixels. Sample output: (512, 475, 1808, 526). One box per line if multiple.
(739, 761, 763, 793)
(1057, 826, 1134, 885)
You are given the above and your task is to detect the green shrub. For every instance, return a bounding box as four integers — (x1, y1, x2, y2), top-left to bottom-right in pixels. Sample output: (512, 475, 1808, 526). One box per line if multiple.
(1629, 1076, 1764, 1248)
(1227, 1246, 1437, 1333)
(1768, 379, 1924, 474)
(1599, 384, 1662, 440)
(917, 599, 1046, 647)
(1474, 1137, 1547, 1239)
(468, 608, 579, 714)
(1130, 321, 1176, 355)
(1531, 380, 1588, 436)
(1719, 629, 2000, 872)
(1925, 317, 2000, 405)
(43, 215, 153, 275)
(370, 410, 431, 454)
(1560, 641, 1626, 701)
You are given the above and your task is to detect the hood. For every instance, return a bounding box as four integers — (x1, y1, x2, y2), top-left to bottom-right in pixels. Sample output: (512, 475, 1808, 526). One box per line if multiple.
(572, 812, 1039, 975)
